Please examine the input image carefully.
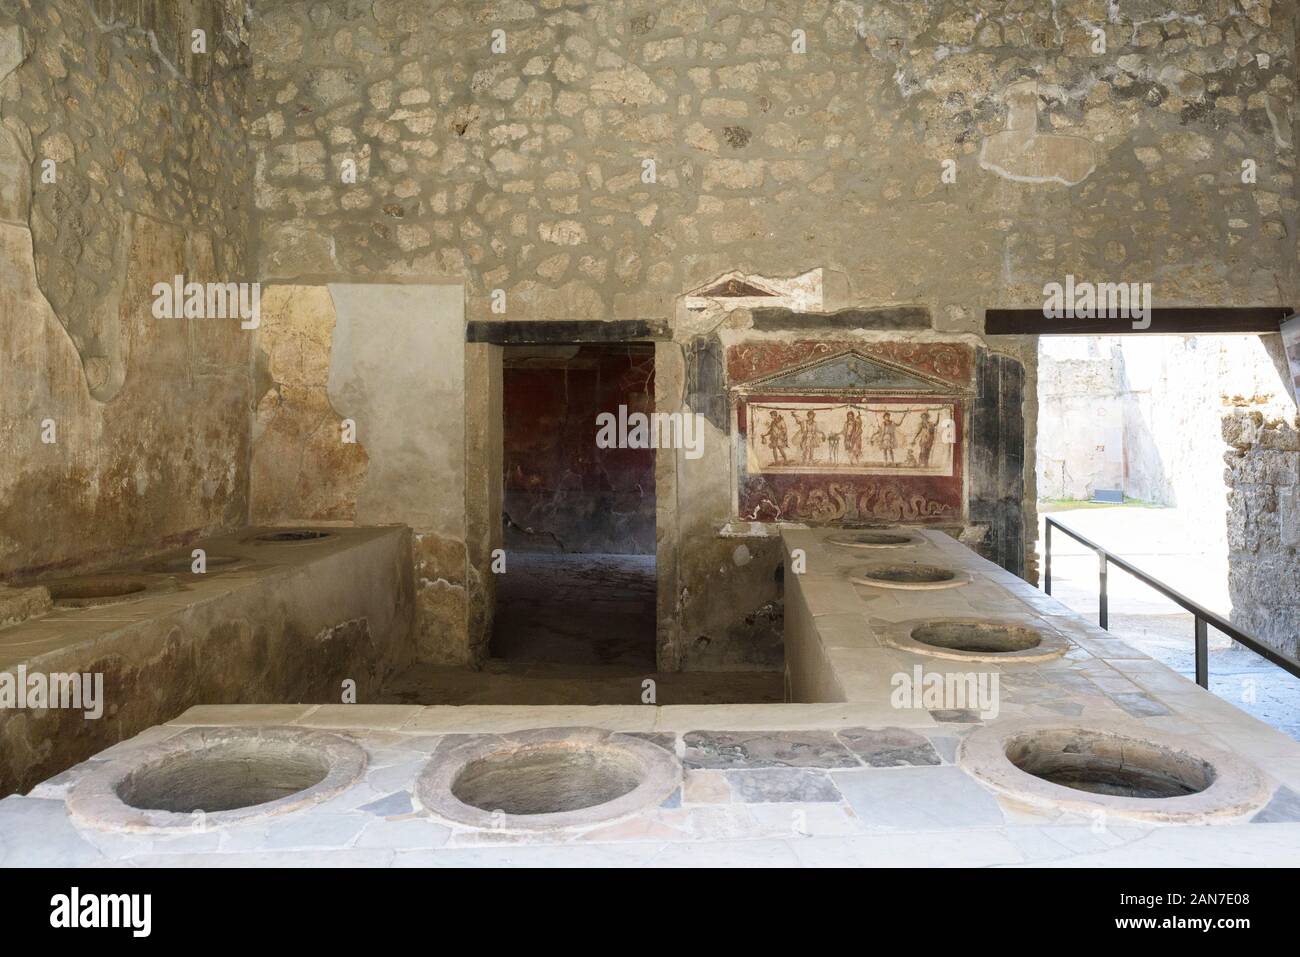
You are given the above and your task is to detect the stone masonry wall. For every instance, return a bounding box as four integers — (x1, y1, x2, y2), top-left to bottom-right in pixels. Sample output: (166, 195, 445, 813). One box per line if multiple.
(0, 0, 255, 578)
(1224, 409, 1300, 658)
(243, 0, 1298, 667)
(250, 0, 1297, 313)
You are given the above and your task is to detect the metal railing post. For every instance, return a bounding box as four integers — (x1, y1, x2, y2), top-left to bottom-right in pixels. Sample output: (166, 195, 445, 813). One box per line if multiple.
(1098, 550, 1108, 631)
(1044, 520, 1052, 595)
(1195, 617, 1209, 689)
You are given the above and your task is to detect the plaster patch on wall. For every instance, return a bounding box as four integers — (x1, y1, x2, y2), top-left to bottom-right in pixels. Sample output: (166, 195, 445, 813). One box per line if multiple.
(325, 283, 465, 537)
(980, 79, 1098, 187)
(414, 527, 470, 666)
(0, 21, 23, 89)
(3, 1, 251, 406)
(0, 116, 32, 226)
(249, 285, 369, 523)
(1265, 94, 1294, 151)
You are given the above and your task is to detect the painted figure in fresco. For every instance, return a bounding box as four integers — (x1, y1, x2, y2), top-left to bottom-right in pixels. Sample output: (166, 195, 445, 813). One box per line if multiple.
(914, 411, 937, 467)
(762, 410, 790, 466)
(844, 409, 863, 464)
(795, 410, 821, 465)
(872, 411, 899, 465)
(826, 430, 841, 464)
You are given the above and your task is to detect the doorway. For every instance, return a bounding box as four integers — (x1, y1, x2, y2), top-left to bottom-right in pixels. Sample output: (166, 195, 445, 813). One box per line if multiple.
(1035, 333, 1300, 738)
(493, 343, 657, 667)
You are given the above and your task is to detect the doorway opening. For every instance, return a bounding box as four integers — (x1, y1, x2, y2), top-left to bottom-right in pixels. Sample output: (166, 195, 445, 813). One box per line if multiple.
(1035, 334, 1300, 738)
(494, 343, 657, 668)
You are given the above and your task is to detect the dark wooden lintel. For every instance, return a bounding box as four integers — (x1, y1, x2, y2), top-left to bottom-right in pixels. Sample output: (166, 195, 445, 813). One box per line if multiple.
(466, 319, 671, 344)
(986, 307, 1291, 336)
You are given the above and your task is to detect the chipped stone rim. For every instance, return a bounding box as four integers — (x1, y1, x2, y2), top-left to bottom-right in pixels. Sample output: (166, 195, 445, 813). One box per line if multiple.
(958, 719, 1273, 824)
(877, 616, 1071, 663)
(848, 562, 972, 590)
(826, 529, 923, 550)
(66, 726, 368, 832)
(415, 727, 681, 832)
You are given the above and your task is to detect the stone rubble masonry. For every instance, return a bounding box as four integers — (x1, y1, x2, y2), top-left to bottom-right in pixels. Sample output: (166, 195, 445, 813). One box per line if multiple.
(1224, 409, 1300, 658)
(4, 0, 251, 399)
(249, 0, 1299, 321)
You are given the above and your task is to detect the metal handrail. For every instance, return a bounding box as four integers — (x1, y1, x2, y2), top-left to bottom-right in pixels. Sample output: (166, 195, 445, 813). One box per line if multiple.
(1044, 516, 1300, 689)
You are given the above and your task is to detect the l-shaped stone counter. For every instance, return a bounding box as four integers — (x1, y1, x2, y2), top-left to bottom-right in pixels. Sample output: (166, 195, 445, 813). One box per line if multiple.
(2, 526, 1299, 867)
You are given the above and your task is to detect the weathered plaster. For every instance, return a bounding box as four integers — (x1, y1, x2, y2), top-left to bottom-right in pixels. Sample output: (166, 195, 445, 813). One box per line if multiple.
(0, 0, 253, 579)
(0, 216, 252, 579)
(249, 283, 473, 664)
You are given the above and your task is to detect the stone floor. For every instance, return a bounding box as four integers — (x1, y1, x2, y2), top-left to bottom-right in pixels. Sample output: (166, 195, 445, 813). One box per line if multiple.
(489, 552, 657, 667)
(377, 551, 783, 705)
(377, 662, 784, 706)
(1039, 506, 1300, 740)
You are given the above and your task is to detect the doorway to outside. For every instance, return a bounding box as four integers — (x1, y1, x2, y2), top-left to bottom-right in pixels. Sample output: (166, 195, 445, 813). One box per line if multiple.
(1036, 334, 1300, 739)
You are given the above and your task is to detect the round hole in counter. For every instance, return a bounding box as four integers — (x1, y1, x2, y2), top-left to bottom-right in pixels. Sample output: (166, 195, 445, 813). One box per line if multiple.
(67, 727, 368, 831)
(912, 621, 1042, 654)
(877, 617, 1070, 663)
(417, 728, 681, 832)
(1006, 728, 1213, 799)
(958, 720, 1272, 823)
(118, 743, 332, 813)
(827, 531, 918, 549)
(849, 563, 971, 590)
(48, 576, 150, 608)
(254, 530, 332, 543)
(453, 747, 642, 815)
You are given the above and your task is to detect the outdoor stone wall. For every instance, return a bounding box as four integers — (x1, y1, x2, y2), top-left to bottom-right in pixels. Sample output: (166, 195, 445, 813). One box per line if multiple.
(1038, 335, 1289, 536)
(1224, 408, 1300, 658)
(243, 0, 1299, 668)
(0, 0, 255, 578)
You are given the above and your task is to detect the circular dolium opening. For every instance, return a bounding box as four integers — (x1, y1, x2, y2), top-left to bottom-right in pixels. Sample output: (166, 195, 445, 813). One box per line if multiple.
(863, 564, 955, 584)
(912, 621, 1043, 653)
(1005, 730, 1216, 799)
(255, 530, 331, 543)
(151, 555, 241, 573)
(49, 577, 148, 606)
(452, 745, 643, 815)
(844, 533, 912, 545)
(115, 743, 332, 813)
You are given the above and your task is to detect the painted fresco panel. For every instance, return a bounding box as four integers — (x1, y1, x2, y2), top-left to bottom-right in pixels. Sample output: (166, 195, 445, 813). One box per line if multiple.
(746, 399, 956, 477)
(728, 341, 973, 526)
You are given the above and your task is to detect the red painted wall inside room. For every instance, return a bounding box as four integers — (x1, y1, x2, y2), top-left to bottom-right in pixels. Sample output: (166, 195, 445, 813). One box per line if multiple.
(503, 345, 656, 553)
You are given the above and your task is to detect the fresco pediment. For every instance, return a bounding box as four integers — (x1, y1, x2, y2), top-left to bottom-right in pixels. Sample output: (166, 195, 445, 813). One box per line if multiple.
(737, 350, 958, 395)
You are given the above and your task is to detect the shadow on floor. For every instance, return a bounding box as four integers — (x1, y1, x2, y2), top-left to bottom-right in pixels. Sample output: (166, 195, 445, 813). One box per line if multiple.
(378, 552, 785, 706)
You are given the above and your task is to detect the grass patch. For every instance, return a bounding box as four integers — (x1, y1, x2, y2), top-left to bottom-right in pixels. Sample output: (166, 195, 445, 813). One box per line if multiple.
(1039, 496, 1163, 512)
